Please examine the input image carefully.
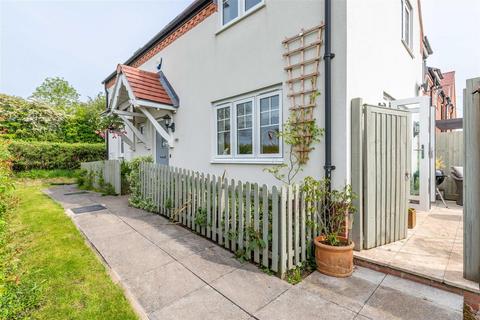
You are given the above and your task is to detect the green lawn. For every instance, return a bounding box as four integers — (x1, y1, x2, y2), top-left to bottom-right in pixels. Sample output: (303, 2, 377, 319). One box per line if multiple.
(0, 180, 138, 320)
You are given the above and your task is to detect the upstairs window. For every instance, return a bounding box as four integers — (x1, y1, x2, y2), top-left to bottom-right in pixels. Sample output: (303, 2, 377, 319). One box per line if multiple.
(401, 0, 413, 50)
(220, 0, 264, 27)
(222, 0, 238, 25)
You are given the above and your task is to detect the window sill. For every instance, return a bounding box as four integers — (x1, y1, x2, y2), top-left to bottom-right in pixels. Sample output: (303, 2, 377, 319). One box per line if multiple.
(211, 157, 284, 165)
(401, 40, 415, 59)
(215, 2, 266, 36)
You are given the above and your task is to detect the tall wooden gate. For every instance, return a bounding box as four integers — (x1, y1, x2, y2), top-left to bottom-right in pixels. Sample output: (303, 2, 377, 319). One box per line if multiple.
(351, 98, 412, 250)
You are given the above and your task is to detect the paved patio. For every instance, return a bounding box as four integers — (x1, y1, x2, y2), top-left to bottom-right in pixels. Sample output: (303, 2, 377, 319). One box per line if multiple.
(355, 201, 479, 293)
(46, 185, 463, 320)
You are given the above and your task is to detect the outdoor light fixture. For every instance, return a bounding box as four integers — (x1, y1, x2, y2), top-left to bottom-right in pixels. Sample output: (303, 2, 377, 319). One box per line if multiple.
(162, 114, 175, 132)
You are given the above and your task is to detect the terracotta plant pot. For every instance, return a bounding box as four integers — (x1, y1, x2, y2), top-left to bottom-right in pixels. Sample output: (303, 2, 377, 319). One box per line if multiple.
(314, 236, 354, 277)
(408, 208, 416, 229)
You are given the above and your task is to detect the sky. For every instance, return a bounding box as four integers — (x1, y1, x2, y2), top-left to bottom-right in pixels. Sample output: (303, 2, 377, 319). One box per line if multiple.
(1, 0, 479, 114)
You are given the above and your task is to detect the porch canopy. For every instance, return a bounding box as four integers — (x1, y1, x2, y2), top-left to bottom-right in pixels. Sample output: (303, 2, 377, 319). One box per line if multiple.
(108, 64, 179, 150)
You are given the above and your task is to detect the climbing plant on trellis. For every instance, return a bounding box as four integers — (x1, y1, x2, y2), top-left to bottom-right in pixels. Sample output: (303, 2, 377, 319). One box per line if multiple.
(283, 24, 325, 164)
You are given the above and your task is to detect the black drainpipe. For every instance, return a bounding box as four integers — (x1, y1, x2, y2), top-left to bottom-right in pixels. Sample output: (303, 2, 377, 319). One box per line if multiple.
(324, 0, 335, 189)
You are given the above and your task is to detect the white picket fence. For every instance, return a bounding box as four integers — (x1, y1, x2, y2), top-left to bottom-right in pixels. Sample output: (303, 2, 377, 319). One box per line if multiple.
(81, 160, 121, 194)
(139, 162, 320, 275)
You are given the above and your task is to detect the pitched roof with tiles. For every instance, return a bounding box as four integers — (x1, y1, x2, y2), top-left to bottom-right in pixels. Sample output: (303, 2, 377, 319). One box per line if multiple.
(117, 64, 173, 106)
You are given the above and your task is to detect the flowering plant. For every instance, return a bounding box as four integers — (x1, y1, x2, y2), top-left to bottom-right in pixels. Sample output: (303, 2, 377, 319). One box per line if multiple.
(96, 114, 125, 139)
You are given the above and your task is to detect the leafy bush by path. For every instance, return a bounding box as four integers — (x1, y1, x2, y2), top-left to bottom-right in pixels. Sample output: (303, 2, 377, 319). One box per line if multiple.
(0, 92, 105, 144)
(14, 169, 78, 179)
(126, 156, 153, 208)
(8, 141, 106, 171)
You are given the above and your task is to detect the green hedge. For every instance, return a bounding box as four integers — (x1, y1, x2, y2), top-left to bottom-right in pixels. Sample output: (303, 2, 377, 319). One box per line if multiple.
(8, 141, 106, 171)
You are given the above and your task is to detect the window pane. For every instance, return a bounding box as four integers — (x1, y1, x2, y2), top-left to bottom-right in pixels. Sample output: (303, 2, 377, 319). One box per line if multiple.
(260, 125, 279, 154)
(260, 97, 269, 112)
(217, 106, 231, 155)
(245, 0, 261, 11)
(271, 95, 279, 109)
(218, 120, 225, 131)
(236, 101, 253, 155)
(238, 116, 245, 129)
(260, 111, 269, 126)
(245, 115, 252, 127)
(218, 132, 231, 155)
(271, 110, 279, 124)
(237, 129, 253, 154)
(223, 0, 238, 25)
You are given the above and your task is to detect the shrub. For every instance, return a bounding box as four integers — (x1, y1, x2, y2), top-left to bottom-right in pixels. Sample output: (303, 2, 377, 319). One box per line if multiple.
(120, 161, 132, 195)
(8, 140, 106, 171)
(127, 156, 153, 207)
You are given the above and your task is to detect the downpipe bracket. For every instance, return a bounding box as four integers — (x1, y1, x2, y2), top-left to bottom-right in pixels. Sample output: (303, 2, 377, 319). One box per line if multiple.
(323, 53, 336, 60)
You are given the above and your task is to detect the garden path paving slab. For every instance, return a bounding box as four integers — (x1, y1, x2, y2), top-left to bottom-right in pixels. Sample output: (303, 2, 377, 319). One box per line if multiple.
(298, 266, 386, 313)
(91, 231, 174, 281)
(211, 263, 291, 314)
(358, 284, 462, 320)
(120, 213, 171, 230)
(158, 232, 217, 260)
(136, 223, 193, 245)
(124, 261, 205, 314)
(150, 286, 251, 320)
(179, 245, 244, 283)
(254, 286, 356, 320)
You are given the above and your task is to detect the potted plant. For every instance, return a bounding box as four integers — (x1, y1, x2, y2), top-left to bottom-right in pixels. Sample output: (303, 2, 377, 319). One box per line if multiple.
(302, 177, 357, 277)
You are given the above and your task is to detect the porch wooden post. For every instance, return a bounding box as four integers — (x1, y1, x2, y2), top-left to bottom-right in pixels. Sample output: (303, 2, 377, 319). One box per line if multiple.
(464, 77, 480, 282)
(351, 98, 363, 251)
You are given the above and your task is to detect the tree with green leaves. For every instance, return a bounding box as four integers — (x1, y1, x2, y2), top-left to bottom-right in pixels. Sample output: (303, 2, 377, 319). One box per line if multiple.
(30, 77, 80, 110)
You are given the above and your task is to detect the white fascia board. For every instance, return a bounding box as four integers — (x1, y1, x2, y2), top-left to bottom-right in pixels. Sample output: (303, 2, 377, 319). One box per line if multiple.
(109, 73, 124, 110)
(138, 106, 172, 145)
(135, 99, 177, 111)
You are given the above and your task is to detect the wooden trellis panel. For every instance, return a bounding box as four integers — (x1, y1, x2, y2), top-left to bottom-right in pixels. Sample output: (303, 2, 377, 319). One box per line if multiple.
(283, 24, 325, 164)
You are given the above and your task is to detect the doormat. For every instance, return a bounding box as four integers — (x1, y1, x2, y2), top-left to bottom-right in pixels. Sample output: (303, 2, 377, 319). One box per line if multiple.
(64, 191, 89, 195)
(71, 204, 107, 214)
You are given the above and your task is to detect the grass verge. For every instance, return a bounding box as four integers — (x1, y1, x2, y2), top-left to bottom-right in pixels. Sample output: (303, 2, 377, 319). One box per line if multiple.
(0, 180, 138, 319)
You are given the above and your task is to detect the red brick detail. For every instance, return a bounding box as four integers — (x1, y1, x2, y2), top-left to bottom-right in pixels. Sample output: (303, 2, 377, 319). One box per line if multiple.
(106, 2, 217, 89)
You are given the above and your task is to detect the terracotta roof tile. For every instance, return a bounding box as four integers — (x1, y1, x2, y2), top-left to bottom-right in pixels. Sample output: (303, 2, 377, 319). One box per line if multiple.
(117, 64, 173, 106)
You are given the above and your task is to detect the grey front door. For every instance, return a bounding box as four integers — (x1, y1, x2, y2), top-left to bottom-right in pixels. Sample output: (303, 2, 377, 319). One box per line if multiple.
(155, 122, 169, 165)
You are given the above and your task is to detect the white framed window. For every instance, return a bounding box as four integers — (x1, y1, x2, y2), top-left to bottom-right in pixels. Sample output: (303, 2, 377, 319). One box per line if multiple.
(213, 89, 282, 163)
(235, 98, 254, 156)
(215, 104, 232, 157)
(258, 92, 280, 156)
(220, 0, 264, 28)
(401, 0, 413, 50)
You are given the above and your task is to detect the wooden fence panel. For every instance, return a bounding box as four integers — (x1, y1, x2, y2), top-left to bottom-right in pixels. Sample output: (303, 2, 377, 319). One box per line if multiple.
(127, 163, 335, 276)
(351, 100, 411, 250)
(81, 160, 121, 195)
(436, 131, 464, 200)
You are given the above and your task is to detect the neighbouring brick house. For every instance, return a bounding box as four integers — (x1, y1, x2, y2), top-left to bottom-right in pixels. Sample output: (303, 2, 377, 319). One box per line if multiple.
(423, 66, 457, 131)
